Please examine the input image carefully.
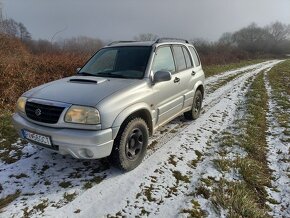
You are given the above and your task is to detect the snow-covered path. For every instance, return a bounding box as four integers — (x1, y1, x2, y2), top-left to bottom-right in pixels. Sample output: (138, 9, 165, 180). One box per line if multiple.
(47, 60, 281, 217)
(0, 60, 283, 218)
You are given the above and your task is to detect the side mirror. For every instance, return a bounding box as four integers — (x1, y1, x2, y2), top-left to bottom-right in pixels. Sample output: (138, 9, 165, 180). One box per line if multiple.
(76, 67, 81, 73)
(153, 71, 172, 84)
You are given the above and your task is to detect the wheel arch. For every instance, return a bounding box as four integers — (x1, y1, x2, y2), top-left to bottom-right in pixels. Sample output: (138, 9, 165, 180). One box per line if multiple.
(193, 81, 205, 99)
(112, 103, 154, 139)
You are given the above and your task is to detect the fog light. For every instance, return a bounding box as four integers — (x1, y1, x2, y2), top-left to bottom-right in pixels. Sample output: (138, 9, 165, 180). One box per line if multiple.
(85, 149, 94, 158)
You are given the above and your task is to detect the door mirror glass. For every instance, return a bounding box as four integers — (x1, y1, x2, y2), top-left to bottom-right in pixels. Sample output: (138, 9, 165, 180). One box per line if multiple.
(153, 71, 172, 83)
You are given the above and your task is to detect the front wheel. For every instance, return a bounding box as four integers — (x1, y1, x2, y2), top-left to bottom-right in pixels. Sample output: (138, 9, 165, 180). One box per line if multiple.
(184, 89, 203, 120)
(110, 118, 149, 171)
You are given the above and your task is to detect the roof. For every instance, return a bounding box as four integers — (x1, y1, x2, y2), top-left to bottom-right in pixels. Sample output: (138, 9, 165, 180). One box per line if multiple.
(106, 38, 192, 47)
(106, 41, 155, 47)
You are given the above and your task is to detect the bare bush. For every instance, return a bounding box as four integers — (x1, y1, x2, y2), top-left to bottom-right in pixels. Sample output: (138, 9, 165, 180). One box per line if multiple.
(134, 33, 159, 41)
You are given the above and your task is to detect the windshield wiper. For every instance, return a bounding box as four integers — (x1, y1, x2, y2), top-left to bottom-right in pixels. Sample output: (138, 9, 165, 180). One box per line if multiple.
(77, 72, 96, 76)
(96, 72, 126, 78)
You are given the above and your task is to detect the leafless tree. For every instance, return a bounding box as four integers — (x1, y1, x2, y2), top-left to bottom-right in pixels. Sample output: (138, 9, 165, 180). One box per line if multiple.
(266, 22, 290, 41)
(58, 36, 103, 54)
(218, 32, 235, 46)
(134, 33, 159, 41)
(232, 23, 272, 53)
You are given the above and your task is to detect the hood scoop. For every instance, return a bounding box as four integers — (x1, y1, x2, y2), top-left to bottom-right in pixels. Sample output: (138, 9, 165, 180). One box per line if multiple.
(69, 78, 98, 84)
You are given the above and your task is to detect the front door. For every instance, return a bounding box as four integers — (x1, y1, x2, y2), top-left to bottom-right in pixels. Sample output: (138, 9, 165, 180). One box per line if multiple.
(151, 46, 183, 126)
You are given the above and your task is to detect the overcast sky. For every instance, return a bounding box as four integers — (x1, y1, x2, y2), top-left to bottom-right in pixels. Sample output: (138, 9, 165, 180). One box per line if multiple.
(1, 0, 290, 42)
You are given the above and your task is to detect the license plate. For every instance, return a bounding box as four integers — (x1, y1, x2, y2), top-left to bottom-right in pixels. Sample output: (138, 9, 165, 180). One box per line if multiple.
(22, 129, 52, 146)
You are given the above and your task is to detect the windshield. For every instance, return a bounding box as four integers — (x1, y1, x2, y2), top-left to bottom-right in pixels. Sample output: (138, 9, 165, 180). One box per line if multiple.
(79, 46, 152, 79)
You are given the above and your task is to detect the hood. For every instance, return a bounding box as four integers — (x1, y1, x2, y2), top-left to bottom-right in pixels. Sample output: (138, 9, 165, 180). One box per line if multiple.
(24, 76, 135, 106)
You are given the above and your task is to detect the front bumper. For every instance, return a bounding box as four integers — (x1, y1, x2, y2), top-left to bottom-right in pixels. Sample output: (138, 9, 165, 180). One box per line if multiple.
(12, 113, 114, 159)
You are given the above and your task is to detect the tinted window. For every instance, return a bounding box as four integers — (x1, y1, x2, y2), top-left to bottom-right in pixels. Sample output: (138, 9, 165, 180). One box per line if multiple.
(189, 47, 200, 67)
(80, 46, 151, 79)
(182, 47, 193, 68)
(173, 46, 187, 71)
(152, 46, 175, 73)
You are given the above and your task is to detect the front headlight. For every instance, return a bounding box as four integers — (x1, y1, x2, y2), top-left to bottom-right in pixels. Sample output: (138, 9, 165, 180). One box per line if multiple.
(64, 105, 100, 125)
(16, 97, 27, 113)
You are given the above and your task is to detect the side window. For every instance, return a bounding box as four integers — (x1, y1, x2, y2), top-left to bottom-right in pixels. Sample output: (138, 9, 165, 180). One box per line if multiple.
(172, 46, 187, 71)
(152, 46, 175, 73)
(182, 47, 193, 68)
(189, 47, 200, 67)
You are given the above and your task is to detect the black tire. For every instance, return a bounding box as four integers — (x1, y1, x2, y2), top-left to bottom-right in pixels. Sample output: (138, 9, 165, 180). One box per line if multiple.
(110, 118, 149, 171)
(184, 89, 203, 120)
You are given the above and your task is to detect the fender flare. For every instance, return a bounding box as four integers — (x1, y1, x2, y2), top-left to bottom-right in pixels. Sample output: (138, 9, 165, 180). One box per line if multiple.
(193, 81, 205, 98)
(111, 103, 154, 139)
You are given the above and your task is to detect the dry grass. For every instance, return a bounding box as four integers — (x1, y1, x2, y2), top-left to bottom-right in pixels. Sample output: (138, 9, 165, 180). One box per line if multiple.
(0, 111, 24, 163)
(211, 180, 270, 218)
(0, 190, 21, 211)
(208, 71, 273, 216)
(203, 59, 267, 77)
(268, 59, 290, 97)
(0, 34, 88, 111)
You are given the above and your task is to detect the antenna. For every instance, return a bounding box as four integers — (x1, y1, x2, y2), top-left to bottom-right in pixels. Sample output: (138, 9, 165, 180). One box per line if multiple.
(0, 1, 3, 21)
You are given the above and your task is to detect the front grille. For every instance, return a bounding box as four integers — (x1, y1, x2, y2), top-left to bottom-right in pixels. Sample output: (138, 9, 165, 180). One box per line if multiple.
(25, 101, 65, 124)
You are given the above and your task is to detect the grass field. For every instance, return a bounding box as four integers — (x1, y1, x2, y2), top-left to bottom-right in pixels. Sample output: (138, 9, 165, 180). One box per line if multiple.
(203, 59, 268, 77)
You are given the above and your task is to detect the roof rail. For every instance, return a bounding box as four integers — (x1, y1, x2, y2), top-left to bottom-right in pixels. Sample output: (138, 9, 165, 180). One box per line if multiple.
(155, 38, 189, 44)
(107, 41, 137, 46)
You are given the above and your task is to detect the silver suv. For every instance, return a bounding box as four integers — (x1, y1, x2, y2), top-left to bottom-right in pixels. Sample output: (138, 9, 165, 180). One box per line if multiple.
(13, 38, 205, 171)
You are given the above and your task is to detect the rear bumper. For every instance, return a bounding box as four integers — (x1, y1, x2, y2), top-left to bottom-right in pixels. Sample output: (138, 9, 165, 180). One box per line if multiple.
(12, 113, 114, 159)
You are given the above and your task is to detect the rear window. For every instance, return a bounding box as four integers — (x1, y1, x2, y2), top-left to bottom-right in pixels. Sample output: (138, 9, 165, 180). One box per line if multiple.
(173, 46, 187, 71)
(189, 47, 200, 67)
(182, 47, 193, 68)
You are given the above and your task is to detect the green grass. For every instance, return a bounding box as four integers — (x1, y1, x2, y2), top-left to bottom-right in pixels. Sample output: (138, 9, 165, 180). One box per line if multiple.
(63, 192, 77, 203)
(205, 70, 274, 216)
(203, 59, 268, 77)
(59, 181, 72, 188)
(207, 71, 246, 94)
(9, 173, 29, 179)
(0, 190, 21, 211)
(211, 180, 269, 218)
(143, 184, 156, 202)
(233, 72, 271, 204)
(267, 60, 290, 133)
(22, 199, 49, 217)
(172, 170, 190, 184)
(82, 176, 104, 190)
(180, 199, 206, 217)
(268, 59, 290, 98)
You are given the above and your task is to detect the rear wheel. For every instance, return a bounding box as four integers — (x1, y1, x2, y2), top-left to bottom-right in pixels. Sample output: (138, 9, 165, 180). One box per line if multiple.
(110, 118, 148, 171)
(184, 89, 203, 120)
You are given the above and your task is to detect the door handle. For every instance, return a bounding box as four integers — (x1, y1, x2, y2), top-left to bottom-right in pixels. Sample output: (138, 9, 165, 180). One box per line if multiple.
(174, 77, 180, 83)
(191, 71, 196, 76)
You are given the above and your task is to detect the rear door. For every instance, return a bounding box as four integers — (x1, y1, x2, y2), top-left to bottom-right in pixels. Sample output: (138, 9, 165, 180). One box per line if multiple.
(172, 45, 195, 109)
(188, 46, 204, 87)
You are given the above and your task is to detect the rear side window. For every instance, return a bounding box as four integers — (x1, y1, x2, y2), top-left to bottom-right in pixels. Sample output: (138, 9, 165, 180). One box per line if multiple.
(172, 46, 187, 71)
(182, 47, 193, 68)
(189, 47, 200, 67)
(152, 46, 175, 73)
